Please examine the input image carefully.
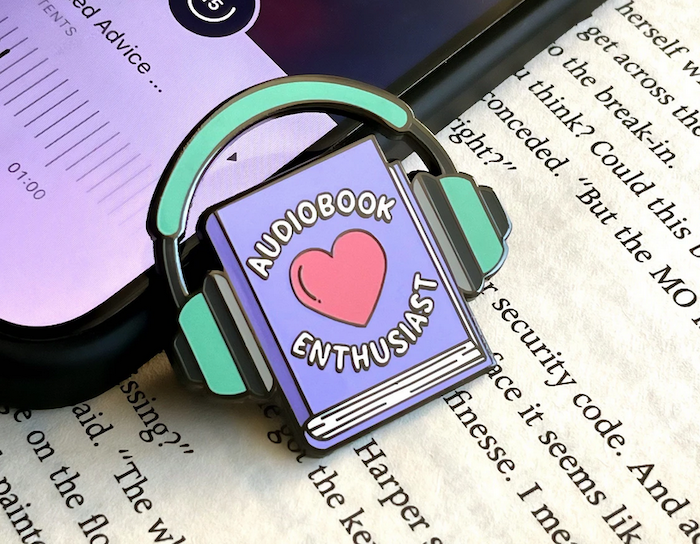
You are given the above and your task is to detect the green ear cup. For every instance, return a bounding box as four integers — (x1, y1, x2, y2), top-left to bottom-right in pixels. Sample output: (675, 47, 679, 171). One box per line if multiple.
(411, 172, 509, 298)
(178, 293, 246, 397)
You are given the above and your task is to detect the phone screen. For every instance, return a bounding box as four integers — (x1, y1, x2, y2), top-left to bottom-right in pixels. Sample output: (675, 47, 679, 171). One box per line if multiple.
(0, 1, 506, 327)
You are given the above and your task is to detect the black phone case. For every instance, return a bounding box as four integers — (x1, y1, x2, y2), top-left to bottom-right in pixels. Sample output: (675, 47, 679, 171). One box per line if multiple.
(0, 0, 606, 409)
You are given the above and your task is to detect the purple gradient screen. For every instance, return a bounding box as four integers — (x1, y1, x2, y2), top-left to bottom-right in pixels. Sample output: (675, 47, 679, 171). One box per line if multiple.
(0, 1, 499, 326)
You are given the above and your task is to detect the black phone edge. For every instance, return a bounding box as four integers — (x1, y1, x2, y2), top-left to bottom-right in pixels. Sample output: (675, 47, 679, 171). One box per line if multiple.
(0, 0, 605, 409)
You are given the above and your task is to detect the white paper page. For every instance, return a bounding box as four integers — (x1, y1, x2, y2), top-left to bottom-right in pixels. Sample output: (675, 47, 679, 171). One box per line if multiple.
(2, 1, 700, 542)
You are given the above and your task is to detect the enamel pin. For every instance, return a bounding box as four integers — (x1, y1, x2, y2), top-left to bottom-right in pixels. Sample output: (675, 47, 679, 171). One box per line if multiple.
(148, 76, 511, 455)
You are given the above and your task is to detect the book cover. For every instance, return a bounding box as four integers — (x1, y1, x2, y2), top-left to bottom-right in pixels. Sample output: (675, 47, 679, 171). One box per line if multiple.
(205, 137, 494, 451)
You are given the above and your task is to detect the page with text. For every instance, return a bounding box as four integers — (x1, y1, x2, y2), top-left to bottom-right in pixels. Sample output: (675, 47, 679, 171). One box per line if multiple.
(1, 0, 699, 542)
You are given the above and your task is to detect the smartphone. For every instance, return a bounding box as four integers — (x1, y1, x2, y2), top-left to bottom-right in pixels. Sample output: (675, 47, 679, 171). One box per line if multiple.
(0, 0, 604, 407)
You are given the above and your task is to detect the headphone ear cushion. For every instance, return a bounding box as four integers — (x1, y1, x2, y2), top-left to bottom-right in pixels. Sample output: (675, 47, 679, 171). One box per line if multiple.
(410, 171, 509, 299)
(172, 330, 205, 387)
(176, 292, 247, 397)
(476, 185, 512, 240)
(202, 272, 273, 398)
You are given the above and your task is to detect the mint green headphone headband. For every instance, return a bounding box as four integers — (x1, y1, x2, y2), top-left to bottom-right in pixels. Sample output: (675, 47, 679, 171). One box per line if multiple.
(148, 75, 457, 307)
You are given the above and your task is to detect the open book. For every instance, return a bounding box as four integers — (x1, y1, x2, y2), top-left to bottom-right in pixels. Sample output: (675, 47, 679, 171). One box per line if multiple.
(1, 1, 699, 542)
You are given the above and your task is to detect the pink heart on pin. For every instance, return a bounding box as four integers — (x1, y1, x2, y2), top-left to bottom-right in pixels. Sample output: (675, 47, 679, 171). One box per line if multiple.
(289, 230, 386, 327)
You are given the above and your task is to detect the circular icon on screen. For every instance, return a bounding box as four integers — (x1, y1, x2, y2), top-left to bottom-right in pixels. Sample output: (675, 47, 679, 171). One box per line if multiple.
(170, 0, 259, 37)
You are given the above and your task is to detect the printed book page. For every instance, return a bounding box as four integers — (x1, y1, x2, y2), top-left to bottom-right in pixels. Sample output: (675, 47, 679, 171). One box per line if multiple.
(2, 0, 700, 542)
